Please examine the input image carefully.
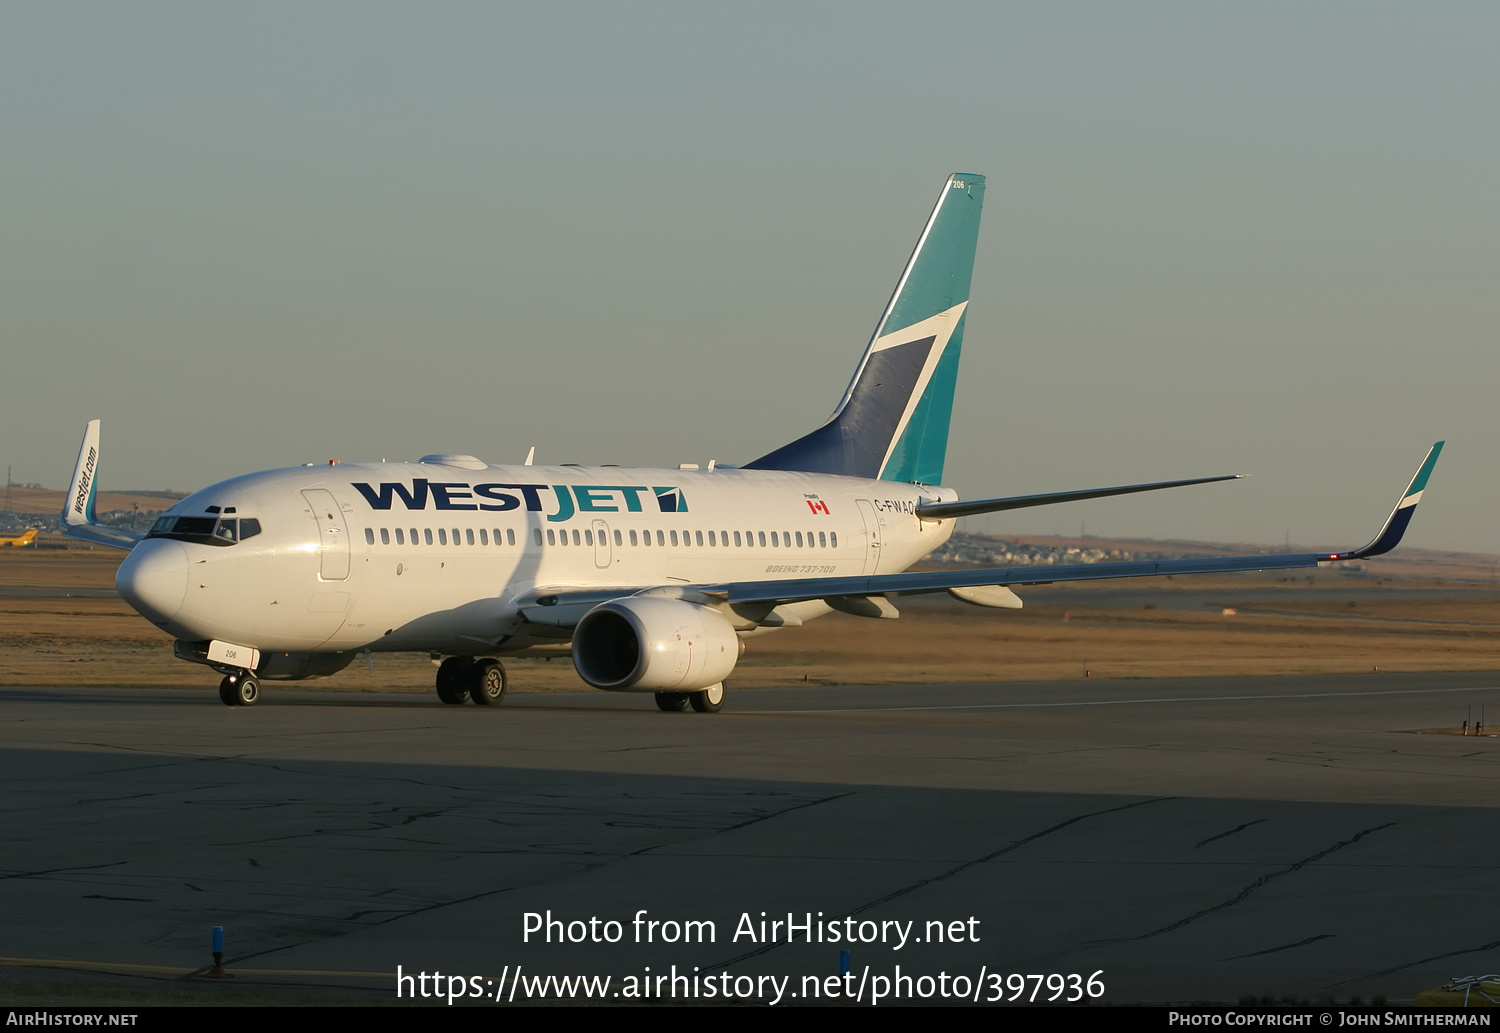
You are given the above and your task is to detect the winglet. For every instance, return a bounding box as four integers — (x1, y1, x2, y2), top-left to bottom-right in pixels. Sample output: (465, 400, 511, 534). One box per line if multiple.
(59, 419, 143, 551)
(62, 419, 102, 528)
(1329, 442, 1443, 560)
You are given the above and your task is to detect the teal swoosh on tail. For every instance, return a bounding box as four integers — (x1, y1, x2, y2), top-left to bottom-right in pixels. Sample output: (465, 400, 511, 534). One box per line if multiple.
(746, 174, 985, 484)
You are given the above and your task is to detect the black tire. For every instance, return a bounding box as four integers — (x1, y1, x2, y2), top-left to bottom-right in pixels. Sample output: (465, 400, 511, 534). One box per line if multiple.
(654, 692, 689, 712)
(470, 659, 507, 706)
(218, 676, 239, 707)
(689, 683, 725, 713)
(436, 656, 473, 704)
(228, 675, 260, 706)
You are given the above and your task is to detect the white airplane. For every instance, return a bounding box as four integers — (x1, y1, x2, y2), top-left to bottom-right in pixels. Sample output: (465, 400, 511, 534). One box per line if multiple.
(62, 173, 1442, 710)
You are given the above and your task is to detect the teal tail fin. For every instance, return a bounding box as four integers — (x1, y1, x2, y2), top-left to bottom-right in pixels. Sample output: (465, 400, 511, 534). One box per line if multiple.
(746, 173, 984, 483)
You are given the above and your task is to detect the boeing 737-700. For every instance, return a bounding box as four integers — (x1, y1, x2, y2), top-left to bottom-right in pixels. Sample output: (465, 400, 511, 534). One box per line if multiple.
(61, 173, 1442, 709)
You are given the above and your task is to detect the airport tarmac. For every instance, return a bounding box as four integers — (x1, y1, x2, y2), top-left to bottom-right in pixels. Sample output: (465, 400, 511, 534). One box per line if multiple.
(2, 673, 1498, 1005)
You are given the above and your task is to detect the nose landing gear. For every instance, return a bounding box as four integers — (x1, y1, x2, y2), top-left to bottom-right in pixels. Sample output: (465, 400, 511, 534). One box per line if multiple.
(218, 672, 260, 706)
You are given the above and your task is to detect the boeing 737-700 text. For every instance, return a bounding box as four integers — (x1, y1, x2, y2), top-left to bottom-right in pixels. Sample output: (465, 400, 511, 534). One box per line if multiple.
(61, 174, 1442, 709)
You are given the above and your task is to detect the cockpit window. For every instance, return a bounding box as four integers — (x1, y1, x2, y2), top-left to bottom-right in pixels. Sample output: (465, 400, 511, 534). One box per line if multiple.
(146, 515, 261, 547)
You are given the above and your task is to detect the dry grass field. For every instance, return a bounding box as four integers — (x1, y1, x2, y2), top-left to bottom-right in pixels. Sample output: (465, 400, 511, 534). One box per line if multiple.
(2, 548, 1498, 694)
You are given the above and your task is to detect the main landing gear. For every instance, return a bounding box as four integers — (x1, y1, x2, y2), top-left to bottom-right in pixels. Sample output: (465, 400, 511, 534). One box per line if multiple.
(655, 683, 726, 714)
(435, 656, 508, 707)
(218, 672, 260, 707)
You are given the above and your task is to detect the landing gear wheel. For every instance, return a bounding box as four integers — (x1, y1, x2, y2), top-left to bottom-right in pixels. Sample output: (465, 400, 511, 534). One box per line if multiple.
(435, 656, 473, 704)
(469, 659, 507, 706)
(654, 692, 689, 712)
(219, 674, 259, 706)
(689, 683, 725, 713)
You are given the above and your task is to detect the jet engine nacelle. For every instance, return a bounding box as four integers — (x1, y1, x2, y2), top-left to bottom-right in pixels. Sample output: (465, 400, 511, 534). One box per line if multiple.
(572, 597, 740, 692)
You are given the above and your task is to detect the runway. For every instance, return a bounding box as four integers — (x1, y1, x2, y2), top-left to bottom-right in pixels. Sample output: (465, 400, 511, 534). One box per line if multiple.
(2, 673, 1498, 1004)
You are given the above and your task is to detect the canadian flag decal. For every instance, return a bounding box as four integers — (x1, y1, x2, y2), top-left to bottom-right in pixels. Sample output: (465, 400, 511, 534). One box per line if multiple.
(807, 500, 831, 515)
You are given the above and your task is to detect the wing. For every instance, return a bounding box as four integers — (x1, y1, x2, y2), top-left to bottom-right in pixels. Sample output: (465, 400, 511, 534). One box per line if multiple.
(722, 442, 1442, 606)
(59, 420, 144, 552)
(522, 443, 1442, 624)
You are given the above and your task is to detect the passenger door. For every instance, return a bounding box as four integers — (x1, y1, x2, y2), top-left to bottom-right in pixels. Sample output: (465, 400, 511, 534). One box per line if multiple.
(592, 519, 612, 569)
(302, 489, 350, 581)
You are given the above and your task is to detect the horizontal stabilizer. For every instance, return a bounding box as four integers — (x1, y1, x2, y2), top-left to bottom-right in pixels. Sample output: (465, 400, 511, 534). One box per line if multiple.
(915, 474, 1243, 520)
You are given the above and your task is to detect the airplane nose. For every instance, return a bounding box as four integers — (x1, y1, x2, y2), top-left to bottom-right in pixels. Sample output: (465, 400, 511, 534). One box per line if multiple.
(117, 539, 188, 624)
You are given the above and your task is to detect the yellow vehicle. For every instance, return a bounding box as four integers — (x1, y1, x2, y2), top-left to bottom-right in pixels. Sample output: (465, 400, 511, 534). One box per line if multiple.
(0, 528, 39, 547)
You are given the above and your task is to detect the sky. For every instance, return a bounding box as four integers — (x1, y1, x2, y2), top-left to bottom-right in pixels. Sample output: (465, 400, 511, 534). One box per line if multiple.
(3, 2, 1497, 551)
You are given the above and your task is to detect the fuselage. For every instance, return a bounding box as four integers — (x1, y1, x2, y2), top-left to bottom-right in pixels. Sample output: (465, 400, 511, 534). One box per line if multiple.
(116, 458, 958, 658)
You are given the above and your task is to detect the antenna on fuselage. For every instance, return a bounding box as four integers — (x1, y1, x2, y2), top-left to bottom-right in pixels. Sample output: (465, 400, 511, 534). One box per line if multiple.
(523, 447, 535, 466)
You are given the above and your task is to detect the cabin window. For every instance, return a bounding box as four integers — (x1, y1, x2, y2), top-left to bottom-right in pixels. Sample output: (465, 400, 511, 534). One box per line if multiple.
(584, 529, 592, 546)
(380, 528, 390, 545)
(670, 530, 678, 547)
(465, 529, 474, 546)
(572, 529, 581, 546)
(831, 531, 838, 548)
(614, 529, 623, 546)
(394, 528, 404, 545)
(770, 532, 778, 547)
(819, 531, 827, 548)
(629, 529, 638, 546)
(695, 530, 704, 547)
(655, 530, 664, 546)
(364, 528, 375, 545)
(438, 529, 447, 545)
(452, 528, 460, 544)
(479, 529, 488, 545)
(533, 528, 542, 546)
(507, 529, 516, 546)
(795, 532, 803, 548)
(424, 528, 433, 545)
